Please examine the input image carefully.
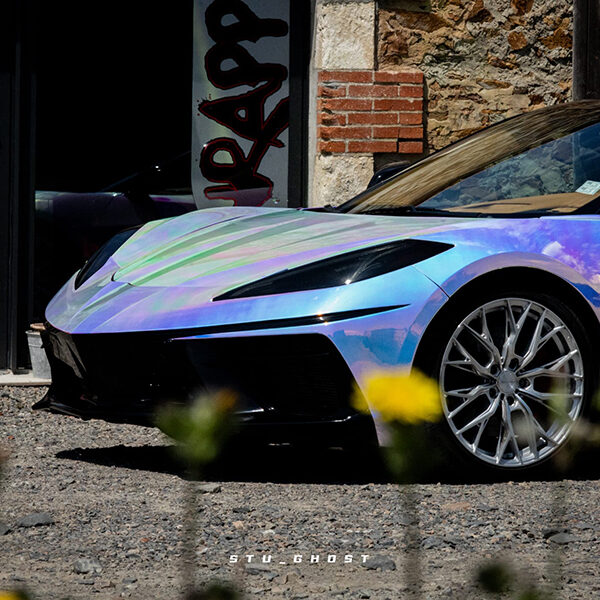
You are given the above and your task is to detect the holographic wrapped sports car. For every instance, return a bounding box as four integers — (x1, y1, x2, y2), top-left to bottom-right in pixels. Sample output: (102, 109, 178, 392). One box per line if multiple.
(38, 101, 600, 472)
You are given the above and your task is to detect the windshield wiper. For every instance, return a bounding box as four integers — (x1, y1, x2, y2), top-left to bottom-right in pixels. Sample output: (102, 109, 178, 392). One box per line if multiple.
(362, 206, 475, 217)
(305, 204, 340, 213)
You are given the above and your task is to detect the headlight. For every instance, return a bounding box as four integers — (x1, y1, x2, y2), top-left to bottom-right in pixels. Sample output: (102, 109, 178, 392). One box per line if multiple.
(74, 227, 140, 289)
(214, 239, 453, 300)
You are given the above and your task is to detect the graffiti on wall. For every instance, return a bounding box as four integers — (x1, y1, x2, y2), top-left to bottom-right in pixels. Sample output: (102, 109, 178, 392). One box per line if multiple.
(193, 0, 290, 208)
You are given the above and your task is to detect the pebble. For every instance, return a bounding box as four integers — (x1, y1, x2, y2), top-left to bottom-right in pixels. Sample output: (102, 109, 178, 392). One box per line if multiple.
(422, 536, 445, 549)
(17, 512, 54, 527)
(542, 527, 568, 539)
(360, 555, 396, 571)
(196, 483, 222, 494)
(74, 558, 102, 574)
(549, 532, 579, 545)
(232, 506, 252, 513)
(245, 564, 278, 580)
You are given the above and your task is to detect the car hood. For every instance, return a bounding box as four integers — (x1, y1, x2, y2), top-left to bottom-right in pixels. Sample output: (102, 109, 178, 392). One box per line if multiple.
(110, 206, 470, 289)
(46, 207, 600, 334)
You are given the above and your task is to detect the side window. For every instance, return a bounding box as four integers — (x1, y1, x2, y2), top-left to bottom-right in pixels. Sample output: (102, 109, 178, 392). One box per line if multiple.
(422, 122, 600, 212)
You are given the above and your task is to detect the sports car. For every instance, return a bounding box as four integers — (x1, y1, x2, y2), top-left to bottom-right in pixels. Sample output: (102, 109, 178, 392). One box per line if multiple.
(38, 101, 600, 472)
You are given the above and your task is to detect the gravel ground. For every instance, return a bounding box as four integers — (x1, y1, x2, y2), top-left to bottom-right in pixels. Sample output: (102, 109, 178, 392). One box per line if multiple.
(1, 385, 600, 599)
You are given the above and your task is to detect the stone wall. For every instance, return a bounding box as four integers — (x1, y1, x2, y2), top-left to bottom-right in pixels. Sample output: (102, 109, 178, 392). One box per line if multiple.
(378, 0, 573, 150)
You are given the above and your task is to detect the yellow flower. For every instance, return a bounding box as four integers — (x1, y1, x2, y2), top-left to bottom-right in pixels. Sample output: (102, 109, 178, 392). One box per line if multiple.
(352, 368, 442, 425)
(0, 592, 27, 600)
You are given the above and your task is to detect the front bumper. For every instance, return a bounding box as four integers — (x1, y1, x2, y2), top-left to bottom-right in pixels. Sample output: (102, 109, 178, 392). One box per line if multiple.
(35, 325, 377, 446)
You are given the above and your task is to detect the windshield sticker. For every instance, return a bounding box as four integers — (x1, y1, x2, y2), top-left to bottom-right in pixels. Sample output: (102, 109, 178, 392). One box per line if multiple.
(576, 180, 600, 195)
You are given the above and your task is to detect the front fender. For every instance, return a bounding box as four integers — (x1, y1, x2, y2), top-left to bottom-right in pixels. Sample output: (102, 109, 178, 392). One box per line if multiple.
(416, 250, 600, 317)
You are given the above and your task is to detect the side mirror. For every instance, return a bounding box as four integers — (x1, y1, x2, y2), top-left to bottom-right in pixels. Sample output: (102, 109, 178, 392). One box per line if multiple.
(367, 162, 411, 189)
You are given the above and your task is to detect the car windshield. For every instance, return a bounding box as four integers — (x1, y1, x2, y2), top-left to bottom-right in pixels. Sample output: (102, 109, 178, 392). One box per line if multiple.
(341, 101, 600, 216)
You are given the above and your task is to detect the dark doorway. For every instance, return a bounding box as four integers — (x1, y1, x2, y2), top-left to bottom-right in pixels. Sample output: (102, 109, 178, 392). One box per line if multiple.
(33, 1, 194, 320)
(35, 1, 193, 192)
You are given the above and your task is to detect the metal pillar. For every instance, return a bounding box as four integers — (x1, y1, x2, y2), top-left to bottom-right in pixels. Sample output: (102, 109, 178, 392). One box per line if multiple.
(0, 0, 36, 371)
(574, 0, 600, 100)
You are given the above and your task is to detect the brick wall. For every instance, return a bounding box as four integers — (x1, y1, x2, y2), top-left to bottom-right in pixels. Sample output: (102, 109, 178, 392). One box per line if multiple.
(317, 69, 425, 155)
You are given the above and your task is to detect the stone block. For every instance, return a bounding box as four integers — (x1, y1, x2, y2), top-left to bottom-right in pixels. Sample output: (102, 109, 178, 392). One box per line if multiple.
(315, 1, 375, 70)
(311, 154, 374, 207)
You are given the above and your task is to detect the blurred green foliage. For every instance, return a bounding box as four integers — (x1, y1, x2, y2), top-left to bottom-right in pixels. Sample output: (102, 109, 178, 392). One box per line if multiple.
(476, 562, 513, 594)
(186, 582, 241, 600)
(156, 390, 238, 471)
(476, 560, 548, 600)
(383, 423, 442, 484)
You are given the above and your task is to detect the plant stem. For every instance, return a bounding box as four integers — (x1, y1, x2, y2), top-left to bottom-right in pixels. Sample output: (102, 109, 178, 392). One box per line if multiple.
(183, 466, 201, 599)
(546, 479, 566, 600)
(401, 484, 422, 599)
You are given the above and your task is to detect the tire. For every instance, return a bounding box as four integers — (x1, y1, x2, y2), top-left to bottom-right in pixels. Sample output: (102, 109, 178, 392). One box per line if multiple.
(416, 287, 595, 473)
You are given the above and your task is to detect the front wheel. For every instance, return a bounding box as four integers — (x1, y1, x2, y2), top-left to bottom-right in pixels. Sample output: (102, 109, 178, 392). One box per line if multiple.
(423, 291, 593, 471)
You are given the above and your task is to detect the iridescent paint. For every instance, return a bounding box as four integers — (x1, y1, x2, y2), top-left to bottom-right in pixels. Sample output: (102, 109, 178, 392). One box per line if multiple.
(45, 206, 600, 444)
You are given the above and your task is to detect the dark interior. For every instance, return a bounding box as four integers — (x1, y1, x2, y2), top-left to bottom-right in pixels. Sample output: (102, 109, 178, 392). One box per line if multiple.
(35, 1, 193, 192)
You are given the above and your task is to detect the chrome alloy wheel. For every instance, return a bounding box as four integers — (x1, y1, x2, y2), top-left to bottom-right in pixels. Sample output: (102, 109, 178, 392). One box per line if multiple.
(440, 298, 584, 468)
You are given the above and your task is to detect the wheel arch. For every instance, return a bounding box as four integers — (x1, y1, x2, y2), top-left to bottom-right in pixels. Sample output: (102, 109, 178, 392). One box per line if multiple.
(414, 266, 600, 374)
